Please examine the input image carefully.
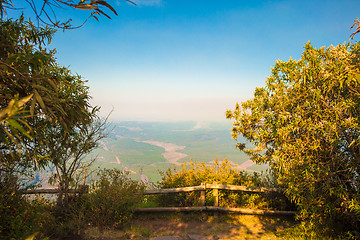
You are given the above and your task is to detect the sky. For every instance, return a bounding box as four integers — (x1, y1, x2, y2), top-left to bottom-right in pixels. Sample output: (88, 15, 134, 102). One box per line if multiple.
(9, 0, 360, 122)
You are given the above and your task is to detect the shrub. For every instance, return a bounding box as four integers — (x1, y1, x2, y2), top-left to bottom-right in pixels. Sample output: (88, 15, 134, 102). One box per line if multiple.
(87, 169, 145, 231)
(42, 193, 88, 239)
(0, 174, 53, 240)
(156, 159, 293, 210)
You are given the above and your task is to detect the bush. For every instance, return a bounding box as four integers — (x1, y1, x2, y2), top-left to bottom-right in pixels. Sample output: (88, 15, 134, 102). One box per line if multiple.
(87, 169, 145, 231)
(156, 159, 293, 210)
(0, 169, 146, 239)
(42, 193, 88, 239)
(0, 174, 53, 240)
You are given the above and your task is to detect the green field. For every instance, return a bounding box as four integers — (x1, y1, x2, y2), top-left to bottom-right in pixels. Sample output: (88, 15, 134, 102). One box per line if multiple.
(87, 121, 258, 183)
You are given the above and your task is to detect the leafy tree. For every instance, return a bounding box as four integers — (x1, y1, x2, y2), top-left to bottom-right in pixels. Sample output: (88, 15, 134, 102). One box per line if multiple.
(0, 2, 113, 239)
(0, 0, 128, 167)
(0, 0, 132, 30)
(0, 0, 131, 168)
(227, 42, 360, 235)
(0, 17, 94, 174)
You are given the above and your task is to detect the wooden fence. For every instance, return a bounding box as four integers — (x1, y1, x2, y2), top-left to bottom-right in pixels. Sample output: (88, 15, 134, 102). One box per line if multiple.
(138, 183, 296, 215)
(23, 183, 297, 215)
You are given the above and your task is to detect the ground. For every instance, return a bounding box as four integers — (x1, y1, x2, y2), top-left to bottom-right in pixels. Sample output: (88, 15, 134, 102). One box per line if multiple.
(85, 212, 296, 239)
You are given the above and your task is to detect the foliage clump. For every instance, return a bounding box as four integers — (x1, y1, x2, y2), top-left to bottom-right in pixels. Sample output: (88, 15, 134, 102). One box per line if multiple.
(227, 42, 360, 237)
(0, 15, 107, 239)
(87, 169, 145, 232)
(0, 1, 136, 239)
(0, 168, 146, 239)
(157, 159, 292, 210)
(0, 16, 95, 176)
(0, 174, 56, 240)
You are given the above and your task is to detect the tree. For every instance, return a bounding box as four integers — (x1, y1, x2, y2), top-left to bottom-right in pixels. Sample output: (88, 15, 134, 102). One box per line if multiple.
(0, 17, 103, 239)
(0, 0, 130, 172)
(351, 17, 360, 40)
(0, 17, 95, 175)
(0, 0, 131, 168)
(226, 42, 360, 235)
(0, 2, 112, 239)
(45, 110, 108, 208)
(0, 0, 133, 30)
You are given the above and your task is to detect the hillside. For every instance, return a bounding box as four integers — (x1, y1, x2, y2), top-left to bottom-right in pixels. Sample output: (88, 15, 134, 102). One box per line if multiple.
(87, 121, 267, 183)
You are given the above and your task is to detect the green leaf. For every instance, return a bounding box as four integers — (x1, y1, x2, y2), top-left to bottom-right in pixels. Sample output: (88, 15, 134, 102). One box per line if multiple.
(30, 95, 36, 116)
(6, 119, 32, 139)
(0, 99, 16, 120)
(25, 232, 38, 240)
(34, 90, 46, 111)
(16, 93, 33, 108)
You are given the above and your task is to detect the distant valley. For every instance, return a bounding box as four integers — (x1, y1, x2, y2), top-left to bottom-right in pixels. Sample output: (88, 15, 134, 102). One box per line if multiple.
(87, 121, 268, 183)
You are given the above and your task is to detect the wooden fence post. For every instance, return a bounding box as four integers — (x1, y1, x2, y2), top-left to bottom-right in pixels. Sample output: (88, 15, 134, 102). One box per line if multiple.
(213, 182, 218, 207)
(83, 168, 87, 185)
(200, 183, 206, 206)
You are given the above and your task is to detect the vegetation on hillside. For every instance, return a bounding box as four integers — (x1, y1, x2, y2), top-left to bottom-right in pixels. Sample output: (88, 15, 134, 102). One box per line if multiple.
(88, 122, 251, 183)
(227, 42, 360, 238)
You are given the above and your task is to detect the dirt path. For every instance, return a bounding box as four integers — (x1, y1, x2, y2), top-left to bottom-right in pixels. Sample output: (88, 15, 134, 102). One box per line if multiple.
(85, 213, 295, 240)
(100, 141, 121, 165)
(115, 156, 121, 164)
(101, 141, 109, 151)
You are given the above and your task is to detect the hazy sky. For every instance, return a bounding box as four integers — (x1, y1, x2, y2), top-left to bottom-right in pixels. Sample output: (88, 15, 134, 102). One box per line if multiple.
(21, 1, 360, 121)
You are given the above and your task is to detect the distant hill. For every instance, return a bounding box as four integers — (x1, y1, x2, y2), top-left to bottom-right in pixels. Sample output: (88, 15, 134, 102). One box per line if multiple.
(87, 121, 268, 183)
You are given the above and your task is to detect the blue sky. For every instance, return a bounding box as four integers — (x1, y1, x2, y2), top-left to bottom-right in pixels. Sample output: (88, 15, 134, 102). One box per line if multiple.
(12, 0, 360, 122)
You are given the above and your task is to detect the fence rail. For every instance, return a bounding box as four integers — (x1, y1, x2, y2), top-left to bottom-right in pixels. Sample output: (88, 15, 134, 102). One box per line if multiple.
(135, 206, 296, 215)
(144, 183, 283, 195)
(23, 183, 297, 215)
(141, 182, 296, 215)
(23, 185, 88, 194)
(145, 185, 205, 194)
